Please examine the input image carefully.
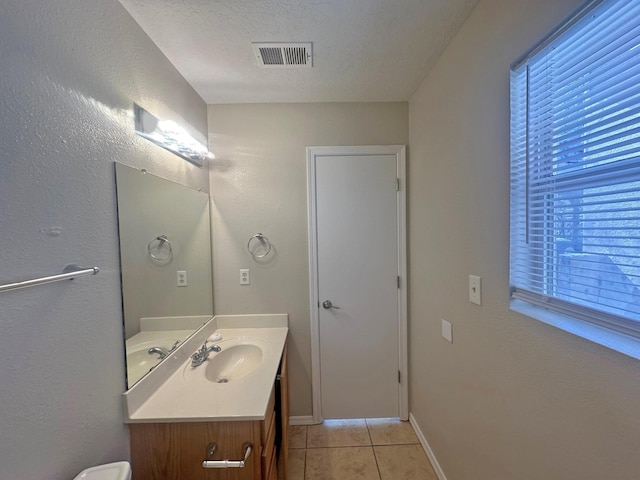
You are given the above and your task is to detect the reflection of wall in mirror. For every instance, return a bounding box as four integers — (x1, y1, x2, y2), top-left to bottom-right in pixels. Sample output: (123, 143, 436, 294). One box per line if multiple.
(115, 162, 213, 339)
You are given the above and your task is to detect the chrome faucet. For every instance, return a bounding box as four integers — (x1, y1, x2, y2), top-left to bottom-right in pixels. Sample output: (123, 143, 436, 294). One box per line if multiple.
(148, 340, 180, 360)
(148, 346, 169, 359)
(190, 341, 221, 367)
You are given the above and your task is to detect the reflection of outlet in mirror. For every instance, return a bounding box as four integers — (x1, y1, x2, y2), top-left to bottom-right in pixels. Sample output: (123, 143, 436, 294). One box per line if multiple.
(469, 275, 481, 305)
(441, 319, 453, 343)
(240, 269, 250, 285)
(177, 270, 187, 287)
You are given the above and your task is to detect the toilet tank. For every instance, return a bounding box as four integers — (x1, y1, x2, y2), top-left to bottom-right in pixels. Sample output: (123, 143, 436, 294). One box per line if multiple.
(73, 462, 131, 480)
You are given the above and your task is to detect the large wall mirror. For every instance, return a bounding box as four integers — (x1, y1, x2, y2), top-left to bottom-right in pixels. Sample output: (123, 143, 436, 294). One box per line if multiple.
(115, 162, 213, 388)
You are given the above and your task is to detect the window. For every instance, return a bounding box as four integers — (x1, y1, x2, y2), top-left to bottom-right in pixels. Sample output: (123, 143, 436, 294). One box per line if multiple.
(510, 0, 640, 342)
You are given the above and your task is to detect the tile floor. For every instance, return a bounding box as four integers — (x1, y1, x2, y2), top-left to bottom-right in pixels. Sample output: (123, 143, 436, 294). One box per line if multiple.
(284, 418, 438, 480)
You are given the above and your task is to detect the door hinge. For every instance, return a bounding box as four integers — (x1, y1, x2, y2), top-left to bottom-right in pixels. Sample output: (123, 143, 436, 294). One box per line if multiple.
(395, 178, 400, 191)
(398, 370, 401, 383)
(397, 275, 401, 289)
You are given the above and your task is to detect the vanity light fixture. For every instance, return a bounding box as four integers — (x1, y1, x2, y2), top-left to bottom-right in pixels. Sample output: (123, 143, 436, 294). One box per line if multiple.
(134, 104, 214, 167)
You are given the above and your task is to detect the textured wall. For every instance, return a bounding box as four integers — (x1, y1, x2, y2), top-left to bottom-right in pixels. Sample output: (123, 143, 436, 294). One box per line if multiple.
(207, 102, 408, 417)
(408, 0, 640, 478)
(0, 1, 208, 478)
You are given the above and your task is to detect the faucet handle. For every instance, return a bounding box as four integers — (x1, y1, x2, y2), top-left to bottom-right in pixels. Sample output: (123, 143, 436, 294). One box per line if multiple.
(192, 341, 209, 360)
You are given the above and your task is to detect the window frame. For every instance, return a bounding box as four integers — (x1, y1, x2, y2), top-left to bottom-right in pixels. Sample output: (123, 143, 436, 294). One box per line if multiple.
(509, 0, 640, 358)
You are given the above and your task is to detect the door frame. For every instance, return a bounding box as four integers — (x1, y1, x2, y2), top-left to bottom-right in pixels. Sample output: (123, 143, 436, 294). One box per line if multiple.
(306, 145, 408, 424)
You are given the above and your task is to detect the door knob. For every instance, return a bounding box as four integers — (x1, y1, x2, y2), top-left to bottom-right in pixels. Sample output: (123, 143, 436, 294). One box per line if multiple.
(322, 300, 341, 309)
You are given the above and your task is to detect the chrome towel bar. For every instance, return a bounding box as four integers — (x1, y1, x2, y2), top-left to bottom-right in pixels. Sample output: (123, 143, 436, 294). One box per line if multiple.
(0, 264, 99, 293)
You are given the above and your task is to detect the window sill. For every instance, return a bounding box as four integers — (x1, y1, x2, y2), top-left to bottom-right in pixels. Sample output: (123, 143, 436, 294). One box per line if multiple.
(511, 299, 640, 361)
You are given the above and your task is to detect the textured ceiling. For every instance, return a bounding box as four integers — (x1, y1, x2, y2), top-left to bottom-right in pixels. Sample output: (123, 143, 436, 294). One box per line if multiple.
(118, 0, 480, 104)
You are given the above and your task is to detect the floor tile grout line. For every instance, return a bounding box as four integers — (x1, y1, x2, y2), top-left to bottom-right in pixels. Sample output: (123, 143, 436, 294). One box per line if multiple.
(305, 443, 373, 449)
(371, 444, 383, 480)
(371, 444, 384, 480)
(365, 421, 384, 480)
(372, 441, 421, 446)
(365, 417, 374, 446)
(302, 425, 307, 480)
(304, 445, 377, 450)
(368, 419, 388, 479)
(303, 447, 307, 480)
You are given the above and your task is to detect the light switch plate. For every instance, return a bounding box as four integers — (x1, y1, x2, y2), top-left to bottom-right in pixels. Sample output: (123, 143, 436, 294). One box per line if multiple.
(441, 319, 453, 343)
(469, 275, 481, 305)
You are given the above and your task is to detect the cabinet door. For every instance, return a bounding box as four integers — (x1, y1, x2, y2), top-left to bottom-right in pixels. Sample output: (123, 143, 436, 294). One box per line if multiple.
(130, 421, 261, 480)
(278, 343, 290, 479)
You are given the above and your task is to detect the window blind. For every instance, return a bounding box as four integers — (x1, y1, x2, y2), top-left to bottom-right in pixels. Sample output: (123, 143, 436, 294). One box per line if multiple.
(510, 0, 640, 337)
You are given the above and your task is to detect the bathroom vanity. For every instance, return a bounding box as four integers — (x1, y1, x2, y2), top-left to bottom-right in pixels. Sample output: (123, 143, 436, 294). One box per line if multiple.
(123, 315, 289, 480)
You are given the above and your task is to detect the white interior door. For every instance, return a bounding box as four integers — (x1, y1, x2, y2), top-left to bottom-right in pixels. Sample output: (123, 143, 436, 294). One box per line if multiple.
(307, 145, 407, 421)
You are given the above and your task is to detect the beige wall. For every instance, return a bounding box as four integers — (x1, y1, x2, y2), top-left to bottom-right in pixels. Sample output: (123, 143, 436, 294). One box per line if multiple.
(408, 0, 640, 479)
(208, 103, 408, 416)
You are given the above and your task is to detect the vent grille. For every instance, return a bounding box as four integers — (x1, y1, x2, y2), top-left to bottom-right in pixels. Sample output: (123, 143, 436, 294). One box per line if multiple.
(252, 43, 312, 68)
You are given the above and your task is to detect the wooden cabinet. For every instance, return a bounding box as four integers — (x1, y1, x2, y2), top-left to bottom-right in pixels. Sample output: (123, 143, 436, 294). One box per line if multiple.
(130, 343, 289, 480)
(276, 342, 289, 479)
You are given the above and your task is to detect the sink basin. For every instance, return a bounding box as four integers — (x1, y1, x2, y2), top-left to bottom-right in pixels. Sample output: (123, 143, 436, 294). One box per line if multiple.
(127, 339, 179, 366)
(126, 338, 180, 384)
(181, 336, 271, 385)
(205, 344, 264, 383)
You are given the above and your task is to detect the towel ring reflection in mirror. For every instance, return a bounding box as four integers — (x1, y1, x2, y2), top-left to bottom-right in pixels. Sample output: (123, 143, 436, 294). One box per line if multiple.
(247, 233, 272, 258)
(148, 235, 173, 261)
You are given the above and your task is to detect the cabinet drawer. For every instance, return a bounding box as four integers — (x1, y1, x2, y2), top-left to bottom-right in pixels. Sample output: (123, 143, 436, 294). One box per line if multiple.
(130, 421, 261, 480)
(261, 386, 276, 443)
(261, 408, 276, 478)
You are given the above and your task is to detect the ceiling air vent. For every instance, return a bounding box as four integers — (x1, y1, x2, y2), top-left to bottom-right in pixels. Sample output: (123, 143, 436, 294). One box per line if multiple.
(252, 43, 313, 68)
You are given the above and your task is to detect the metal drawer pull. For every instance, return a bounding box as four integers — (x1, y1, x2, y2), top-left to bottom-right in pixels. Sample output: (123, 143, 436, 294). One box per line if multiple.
(202, 442, 253, 469)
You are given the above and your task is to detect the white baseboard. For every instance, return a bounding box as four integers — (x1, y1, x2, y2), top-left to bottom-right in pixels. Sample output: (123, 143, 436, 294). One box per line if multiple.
(409, 413, 447, 480)
(289, 415, 315, 426)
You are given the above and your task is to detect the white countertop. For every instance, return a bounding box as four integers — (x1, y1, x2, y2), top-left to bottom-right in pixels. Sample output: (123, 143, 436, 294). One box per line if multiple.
(123, 314, 288, 423)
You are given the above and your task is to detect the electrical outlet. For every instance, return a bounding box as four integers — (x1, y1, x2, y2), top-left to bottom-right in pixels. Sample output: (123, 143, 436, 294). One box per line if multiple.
(240, 269, 250, 285)
(177, 270, 187, 287)
(469, 275, 481, 305)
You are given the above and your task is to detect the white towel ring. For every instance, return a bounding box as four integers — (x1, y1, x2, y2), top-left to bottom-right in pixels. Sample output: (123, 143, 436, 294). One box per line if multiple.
(148, 235, 173, 261)
(247, 233, 272, 258)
